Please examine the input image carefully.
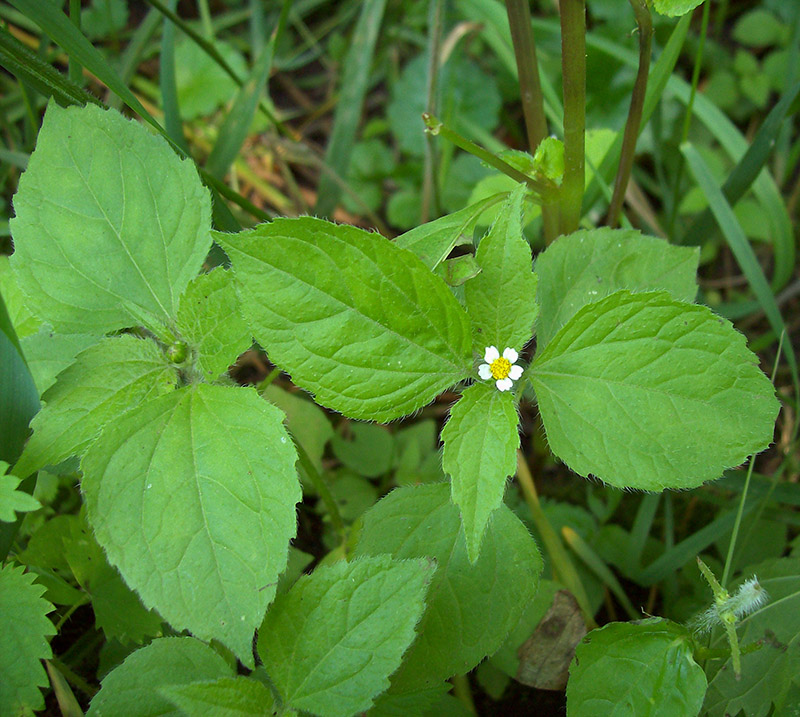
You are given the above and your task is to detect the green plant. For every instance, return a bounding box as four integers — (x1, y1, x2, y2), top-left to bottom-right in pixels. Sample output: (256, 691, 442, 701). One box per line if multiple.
(1, 0, 797, 715)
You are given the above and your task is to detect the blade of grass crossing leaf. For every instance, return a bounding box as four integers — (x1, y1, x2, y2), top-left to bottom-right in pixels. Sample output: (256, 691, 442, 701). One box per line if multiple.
(0, 25, 101, 108)
(8, 0, 165, 137)
(67, 0, 81, 84)
(562, 526, 639, 620)
(314, 0, 386, 217)
(206, 0, 290, 180)
(681, 142, 798, 392)
(639, 505, 755, 585)
(627, 494, 659, 571)
(143, 0, 285, 135)
(681, 80, 800, 277)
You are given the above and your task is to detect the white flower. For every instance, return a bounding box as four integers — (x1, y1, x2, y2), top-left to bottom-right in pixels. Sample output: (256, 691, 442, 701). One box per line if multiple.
(478, 346, 523, 391)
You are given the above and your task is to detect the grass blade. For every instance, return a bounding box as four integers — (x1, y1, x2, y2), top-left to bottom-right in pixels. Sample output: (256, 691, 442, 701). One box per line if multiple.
(681, 80, 800, 290)
(314, 0, 387, 218)
(206, 0, 290, 180)
(681, 141, 798, 392)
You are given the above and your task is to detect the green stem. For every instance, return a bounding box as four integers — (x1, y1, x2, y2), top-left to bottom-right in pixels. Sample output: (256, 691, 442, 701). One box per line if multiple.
(720, 332, 784, 587)
(504, 0, 559, 242)
(293, 440, 345, 540)
(197, 0, 214, 40)
(668, 0, 710, 235)
(48, 657, 98, 698)
(558, 0, 586, 235)
(421, 0, 444, 223)
(516, 451, 597, 629)
(422, 113, 558, 200)
(606, 0, 652, 228)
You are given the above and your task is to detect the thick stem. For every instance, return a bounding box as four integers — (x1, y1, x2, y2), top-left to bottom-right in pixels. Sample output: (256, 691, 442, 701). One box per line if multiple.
(606, 0, 653, 228)
(558, 0, 586, 235)
(505, 0, 560, 242)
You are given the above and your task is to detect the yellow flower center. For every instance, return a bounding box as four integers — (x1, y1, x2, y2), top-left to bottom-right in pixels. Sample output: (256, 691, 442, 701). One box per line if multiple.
(490, 357, 512, 380)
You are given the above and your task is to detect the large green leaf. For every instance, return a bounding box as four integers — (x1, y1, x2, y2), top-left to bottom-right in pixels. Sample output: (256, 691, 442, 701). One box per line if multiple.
(566, 618, 706, 716)
(14, 335, 178, 478)
(354, 483, 542, 690)
(464, 186, 538, 354)
(81, 383, 301, 665)
(533, 228, 699, 350)
(88, 637, 233, 717)
(10, 102, 211, 335)
(393, 193, 505, 270)
(442, 382, 519, 563)
(0, 563, 55, 714)
(258, 555, 433, 716)
(161, 676, 275, 717)
(531, 291, 779, 491)
(217, 217, 472, 422)
(175, 268, 251, 381)
(19, 328, 98, 396)
(704, 558, 800, 717)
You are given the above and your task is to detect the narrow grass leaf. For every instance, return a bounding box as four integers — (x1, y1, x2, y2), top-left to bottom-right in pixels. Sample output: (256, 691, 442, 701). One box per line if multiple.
(682, 142, 796, 383)
(314, 0, 387, 217)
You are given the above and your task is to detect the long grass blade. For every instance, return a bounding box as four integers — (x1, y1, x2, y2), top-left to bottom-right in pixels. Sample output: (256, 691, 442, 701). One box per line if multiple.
(314, 0, 387, 218)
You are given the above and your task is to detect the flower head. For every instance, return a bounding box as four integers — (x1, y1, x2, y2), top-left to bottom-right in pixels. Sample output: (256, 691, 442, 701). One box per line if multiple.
(478, 346, 523, 391)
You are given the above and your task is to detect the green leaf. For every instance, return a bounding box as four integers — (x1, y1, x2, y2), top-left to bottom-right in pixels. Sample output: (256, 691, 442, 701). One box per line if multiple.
(175, 268, 251, 381)
(88, 637, 234, 717)
(64, 512, 163, 645)
(19, 328, 98, 396)
(533, 228, 699, 350)
(217, 217, 472, 422)
(531, 291, 779, 491)
(161, 676, 276, 716)
(14, 335, 178, 478)
(81, 383, 301, 665)
(393, 193, 506, 270)
(331, 423, 395, 478)
(354, 483, 542, 689)
(442, 382, 519, 563)
(0, 462, 40, 521)
(10, 102, 211, 335)
(0, 255, 39, 339)
(703, 558, 800, 717)
(650, 0, 705, 18)
(464, 186, 538, 354)
(175, 38, 248, 120)
(566, 618, 706, 716)
(261, 384, 333, 476)
(0, 563, 55, 714)
(258, 555, 433, 716)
